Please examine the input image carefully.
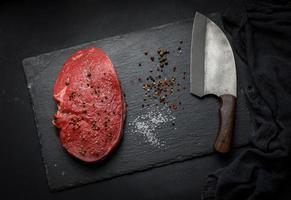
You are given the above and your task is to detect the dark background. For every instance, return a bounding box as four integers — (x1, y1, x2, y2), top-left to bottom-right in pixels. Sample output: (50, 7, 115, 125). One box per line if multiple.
(0, 0, 290, 199)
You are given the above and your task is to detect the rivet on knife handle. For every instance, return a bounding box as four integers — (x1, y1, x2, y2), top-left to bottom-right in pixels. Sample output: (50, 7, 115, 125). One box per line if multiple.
(214, 94, 236, 153)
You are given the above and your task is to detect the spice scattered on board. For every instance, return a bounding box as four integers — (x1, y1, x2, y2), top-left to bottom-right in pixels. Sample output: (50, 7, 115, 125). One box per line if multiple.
(140, 44, 186, 111)
(132, 42, 185, 147)
(129, 105, 176, 148)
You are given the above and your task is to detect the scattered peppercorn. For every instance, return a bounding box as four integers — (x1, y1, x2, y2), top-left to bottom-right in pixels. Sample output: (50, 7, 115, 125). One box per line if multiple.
(139, 47, 185, 113)
(69, 92, 76, 101)
(79, 150, 86, 156)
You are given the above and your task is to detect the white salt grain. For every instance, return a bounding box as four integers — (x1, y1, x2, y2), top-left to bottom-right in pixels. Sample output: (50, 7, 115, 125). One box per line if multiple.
(129, 105, 175, 148)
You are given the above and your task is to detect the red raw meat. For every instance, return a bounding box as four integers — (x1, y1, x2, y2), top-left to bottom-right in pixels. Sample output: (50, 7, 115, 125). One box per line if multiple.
(53, 47, 125, 163)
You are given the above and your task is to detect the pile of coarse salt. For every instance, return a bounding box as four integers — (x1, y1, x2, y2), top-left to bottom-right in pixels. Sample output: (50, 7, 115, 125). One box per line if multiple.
(129, 105, 175, 148)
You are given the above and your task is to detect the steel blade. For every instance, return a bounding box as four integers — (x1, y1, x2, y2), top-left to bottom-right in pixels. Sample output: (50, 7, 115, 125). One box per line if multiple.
(190, 12, 237, 97)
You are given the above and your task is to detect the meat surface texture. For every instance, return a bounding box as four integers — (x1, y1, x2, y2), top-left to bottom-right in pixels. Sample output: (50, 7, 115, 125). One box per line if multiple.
(53, 47, 125, 163)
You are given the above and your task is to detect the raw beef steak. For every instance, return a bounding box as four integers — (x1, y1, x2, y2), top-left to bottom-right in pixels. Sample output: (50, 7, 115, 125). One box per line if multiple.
(53, 47, 125, 163)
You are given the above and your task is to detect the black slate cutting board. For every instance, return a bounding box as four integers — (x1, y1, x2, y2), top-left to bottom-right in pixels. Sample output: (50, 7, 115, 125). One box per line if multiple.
(23, 16, 251, 191)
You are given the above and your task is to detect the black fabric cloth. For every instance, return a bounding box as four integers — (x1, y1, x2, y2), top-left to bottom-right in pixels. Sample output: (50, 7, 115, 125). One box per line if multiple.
(202, 0, 291, 199)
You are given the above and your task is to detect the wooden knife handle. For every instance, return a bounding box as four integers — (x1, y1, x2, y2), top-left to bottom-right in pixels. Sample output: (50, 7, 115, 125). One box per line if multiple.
(214, 94, 236, 153)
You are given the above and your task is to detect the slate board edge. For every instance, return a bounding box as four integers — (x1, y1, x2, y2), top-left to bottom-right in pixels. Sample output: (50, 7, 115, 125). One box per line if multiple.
(49, 143, 249, 192)
(21, 66, 53, 192)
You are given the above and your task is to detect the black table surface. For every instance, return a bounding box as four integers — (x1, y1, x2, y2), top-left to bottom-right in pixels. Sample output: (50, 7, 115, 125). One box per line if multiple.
(0, 0, 290, 199)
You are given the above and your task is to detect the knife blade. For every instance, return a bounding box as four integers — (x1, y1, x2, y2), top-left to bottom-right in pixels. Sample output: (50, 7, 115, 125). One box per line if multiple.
(190, 12, 237, 153)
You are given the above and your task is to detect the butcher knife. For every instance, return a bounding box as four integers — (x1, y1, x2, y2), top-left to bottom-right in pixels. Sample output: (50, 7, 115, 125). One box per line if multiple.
(190, 12, 237, 153)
